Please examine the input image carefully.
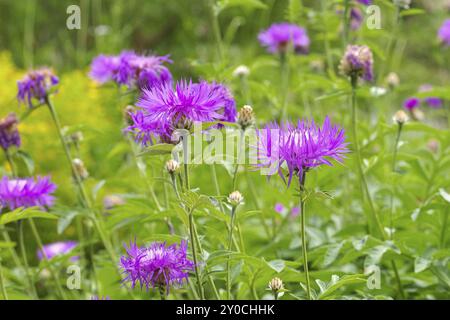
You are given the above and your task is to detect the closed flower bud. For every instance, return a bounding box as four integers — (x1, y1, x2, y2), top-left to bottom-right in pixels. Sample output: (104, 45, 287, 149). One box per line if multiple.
(72, 158, 89, 180)
(393, 110, 408, 125)
(103, 195, 125, 210)
(166, 159, 180, 174)
(238, 105, 255, 130)
(411, 108, 425, 121)
(70, 131, 84, 144)
(393, 0, 411, 9)
(0, 113, 21, 151)
(268, 277, 284, 292)
(339, 45, 374, 82)
(385, 72, 400, 89)
(233, 65, 250, 78)
(228, 190, 243, 206)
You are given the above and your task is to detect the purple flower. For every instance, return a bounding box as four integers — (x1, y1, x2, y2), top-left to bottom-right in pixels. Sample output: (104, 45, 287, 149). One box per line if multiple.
(37, 241, 78, 261)
(119, 240, 194, 294)
(350, 8, 364, 30)
(91, 295, 111, 300)
(127, 80, 237, 145)
(291, 206, 300, 218)
(339, 45, 374, 82)
(357, 0, 372, 5)
(258, 23, 310, 55)
(0, 176, 56, 210)
(89, 51, 172, 89)
(274, 203, 285, 214)
(419, 84, 443, 108)
(438, 19, 450, 46)
(17, 68, 59, 108)
(256, 117, 348, 186)
(0, 113, 21, 151)
(403, 97, 420, 110)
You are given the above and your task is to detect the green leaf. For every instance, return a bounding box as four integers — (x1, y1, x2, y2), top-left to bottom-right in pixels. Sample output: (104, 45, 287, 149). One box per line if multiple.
(0, 241, 16, 249)
(0, 207, 58, 225)
(15, 150, 35, 175)
(439, 189, 450, 203)
(138, 143, 174, 156)
(318, 274, 367, 300)
(414, 256, 431, 273)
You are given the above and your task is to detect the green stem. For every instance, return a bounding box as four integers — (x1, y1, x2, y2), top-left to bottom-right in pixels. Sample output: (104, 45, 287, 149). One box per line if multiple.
(189, 212, 205, 300)
(45, 97, 116, 265)
(342, 0, 350, 48)
(209, 0, 224, 62)
(440, 207, 449, 249)
(211, 165, 225, 213)
(18, 221, 38, 299)
(29, 219, 67, 299)
(4, 150, 17, 177)
(350, 81, 386, 239)
(280, 52, 290, 121)
(245, 172, 271, 238)
(299, 171, 311, 300)
(226, 206, 237, 299)
(389, 123, 403, 235)
(0, 258, 8, 300)
(159, 286, 166, 300)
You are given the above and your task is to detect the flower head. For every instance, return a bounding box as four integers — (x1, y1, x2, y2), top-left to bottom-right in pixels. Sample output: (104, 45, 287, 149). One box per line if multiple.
(274, 203, 285, 214)
(166, 159, 180, 174)
(268, 277, 284, 292)
(119, 240, 194, 294)
(350, 8, 364, 30)
(256, 117, 348, 186)
(339, 45, 374, 82)
(393, 110, 408, 125)
(403, 97, 420, 110)
(0, 113, 21, 151)
(0, 176, 56, 210)
(17, 68, 59, 108)
(258, 23, 310, 55)
(89, 51, 172, 89)
(127, 80, 237, 145)
(438, 19, 450, 46)
(228, 191, 244, 206)
(238, 105, 255, 130)
(37, 241, 78, 261)
(419, 84, 443, 108)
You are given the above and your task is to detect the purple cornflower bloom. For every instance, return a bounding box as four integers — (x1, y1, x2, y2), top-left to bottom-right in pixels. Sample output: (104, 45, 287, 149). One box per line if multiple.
(258, 23, 310, 55)
(256, 117, 348, 186)
(419, 84, 443, 108)
(128, 79, 237, 145)
(357, 0, 372, 5)
(339, 45, 374, 82)
(350, 8, 364, 30)
(403, 97, 420, 110)
(0, 113, 21, 151)
(119, 240, 194, 294)
(438, 19, 450, 46)
(89, 51, 172, 89)
(37, 241, 78, 261)
(274, 203, 285, 214)
(0, 176, 56, 210)
(17, 68, 59, 108)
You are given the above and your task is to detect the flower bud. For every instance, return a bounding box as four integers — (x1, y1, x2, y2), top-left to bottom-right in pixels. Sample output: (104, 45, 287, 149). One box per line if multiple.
(166, 159, 180, 174)
(238, 105, 255, 130)
(232, 65, 250, 78)
(268, 277, 284, 292)
(228, 190, 243, 206)
(385, 72, 400, 89)
(0, 113, 21, 151)
(393, 110, 408, 125)
(411, 108, 425, 121)
(339, 45, 374, 82)
(72, 158, 89, 180)
(103, 195, 125, 210)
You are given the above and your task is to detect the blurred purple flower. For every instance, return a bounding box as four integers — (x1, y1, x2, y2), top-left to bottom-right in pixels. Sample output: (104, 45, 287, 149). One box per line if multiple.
(438, 19, 450, 46)
(274, 203, 285, 214)
(357, 0, 372, 5)
(403, 97, 420, 110)
(89, 51, 172, 89)
(419, 84, 443, 108)
(350, 8, 364, 30)
(339, 45, 374, 82)
(37, 241, 78, 261)
(0, 113, 21, 151)
(291, 206, 300, 218)
(17, 68, 59, 108)
(91, 295, 111, 300)
(256, 117, 348, 186)
(119, 240, 194, 294)
(127, 80, 237, 145)
(0, 176, 56, 210)
(258, 23, 310, 55)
